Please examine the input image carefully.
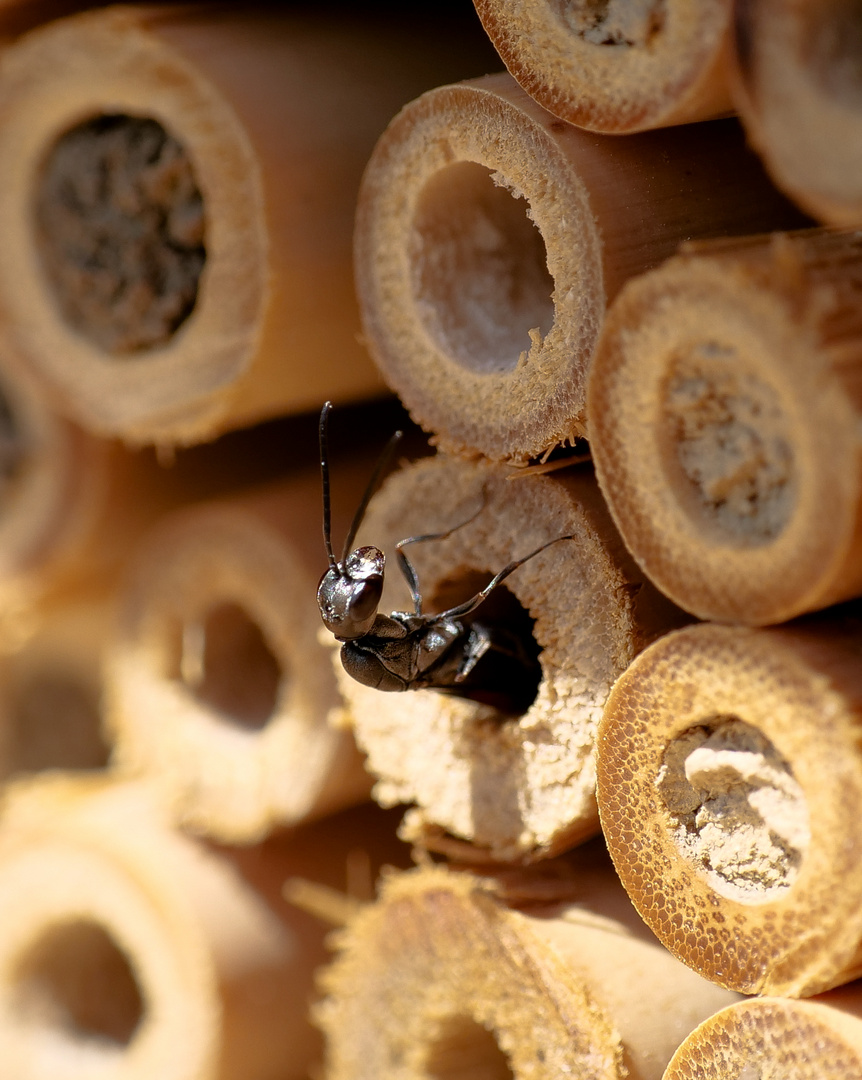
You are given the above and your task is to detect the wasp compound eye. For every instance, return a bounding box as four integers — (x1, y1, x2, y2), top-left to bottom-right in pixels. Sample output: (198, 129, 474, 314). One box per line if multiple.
(317, 547, 385, 640)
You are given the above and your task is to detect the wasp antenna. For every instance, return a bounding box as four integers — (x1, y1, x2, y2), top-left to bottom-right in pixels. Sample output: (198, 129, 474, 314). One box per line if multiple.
(319, 401, 337, 569)
(341, 427, 404, 563)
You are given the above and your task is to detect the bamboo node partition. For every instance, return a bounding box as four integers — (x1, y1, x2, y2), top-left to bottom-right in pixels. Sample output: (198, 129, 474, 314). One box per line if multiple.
(35, 114, 206, 355)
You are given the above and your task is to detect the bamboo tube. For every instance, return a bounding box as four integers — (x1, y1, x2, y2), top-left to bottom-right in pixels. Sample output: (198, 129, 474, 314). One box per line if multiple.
(472, 0, 734, 133)
(0, 6, 492, 446)
(733, 0, 862, 225)
(319, 848, 737, 1080)
(355, 74, 807, 465)
(332, 455, 686, 863)
(587, 228, 862, 626)
(663, 990, 862, 1079)
(0, 775, 408, 1080)
(595, 616, 862, 997)
(0, 590, 112, 781)
(105, 467, 381, 843)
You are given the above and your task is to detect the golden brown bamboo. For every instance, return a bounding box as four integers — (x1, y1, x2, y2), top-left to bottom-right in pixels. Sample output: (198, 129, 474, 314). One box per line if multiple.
(596, 617, 862, 997)
(473, 0, 734, 133)
(319, 849, 737, 1080)
(732, 0, 862, 225)
(0, 775, 408, 1080)
(587, 228, 862, 625)
(663, 990, 862, 1079)
(0, 6, 490, 446)
(355, 73, 807, 464)
(332, 454, 686, 863)
(105, 468, 378, 843)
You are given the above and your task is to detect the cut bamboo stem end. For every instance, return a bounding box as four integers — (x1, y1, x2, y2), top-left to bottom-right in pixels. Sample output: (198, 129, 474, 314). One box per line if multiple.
(664, 991, 862, 1079)
(334, 455, 686, 863)
(588, 228, 862, 625)
(105, 475, 371, 843)
(732, 0, 862, 225)
(318, 855, 737, 1080)
(0, 8, 488, 446)
(355, 74, 807, 464)
(0, 775, 333, 1080)
(596, 617, 862, 997)
(472, 0, 734, 133)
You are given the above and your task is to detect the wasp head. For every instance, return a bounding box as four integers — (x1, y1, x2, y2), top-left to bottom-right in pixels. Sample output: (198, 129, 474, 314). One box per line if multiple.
(317, 545, 385, 640)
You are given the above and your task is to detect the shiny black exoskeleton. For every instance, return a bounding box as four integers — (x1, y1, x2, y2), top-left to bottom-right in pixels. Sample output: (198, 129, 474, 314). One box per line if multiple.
(317, 402, 572, 711)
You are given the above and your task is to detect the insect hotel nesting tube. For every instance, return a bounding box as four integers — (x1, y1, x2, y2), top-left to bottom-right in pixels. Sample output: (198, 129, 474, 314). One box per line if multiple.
(0, 7, 490, 447)
(597, 616, 862, 998)
(663, 991, 862, 1079)
(318, 853, 737, 1080)
(355, 73, 807, 465)
(733, 0, 862, 225)
(587, 228, 862, 626)
(472, 0, 734, 133)
(332, 454, 686, 863)
(105, 471, 374, 843)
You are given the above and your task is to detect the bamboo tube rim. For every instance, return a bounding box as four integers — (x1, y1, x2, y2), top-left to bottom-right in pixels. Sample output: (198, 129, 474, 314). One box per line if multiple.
(0, 7, 266, 444)
(587, 240, 860, 625)
(597, 622, 862, 996)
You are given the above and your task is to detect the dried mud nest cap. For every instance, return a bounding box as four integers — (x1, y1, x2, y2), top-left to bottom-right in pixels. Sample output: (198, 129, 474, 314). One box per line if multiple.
(597, 620, 862, 997)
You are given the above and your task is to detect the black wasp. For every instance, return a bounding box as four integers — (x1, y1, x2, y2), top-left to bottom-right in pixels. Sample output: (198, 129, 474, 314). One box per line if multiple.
(316, 402, 573, 712)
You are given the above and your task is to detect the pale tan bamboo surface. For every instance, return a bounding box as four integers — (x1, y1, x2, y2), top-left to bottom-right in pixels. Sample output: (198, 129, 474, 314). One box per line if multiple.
(318, 846, 738, 1080)
(472, 0, 734, 133)
(105, 464, 386, 843)
(663, 989, 862, 1079)
(0, 6, 494, 447)
(595, 615, 862, 998)
(587, 228, 862, 626)
(0, 590, 112, 782)
(0, 775, 409, 1080)
(355, 73, 808, 465)
(332, 454, 687, 864)
(733, 0, 862, 225)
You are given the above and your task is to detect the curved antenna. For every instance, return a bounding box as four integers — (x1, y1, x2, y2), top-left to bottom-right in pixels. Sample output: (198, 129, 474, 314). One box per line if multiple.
(340, 427, 404, 563)
(438, 534, 575, 621)
(319, 402, 337, 569)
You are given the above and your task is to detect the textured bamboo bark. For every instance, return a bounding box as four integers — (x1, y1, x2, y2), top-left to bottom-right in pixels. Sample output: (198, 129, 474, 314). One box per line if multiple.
(105, 468, 378, 843)
(355, 73, 806, 464)
(0, 776, 408, 1080)
(332, 455, 686, 863)
(597, 616, 862, 997)
(588, 228, 862, 625)
(664, 991, 862, 1079)
(733, 0, 862, 225)
(473, 0, 734, 133)
(0, 6, 490, 446)
(319, 851, 737, 1080)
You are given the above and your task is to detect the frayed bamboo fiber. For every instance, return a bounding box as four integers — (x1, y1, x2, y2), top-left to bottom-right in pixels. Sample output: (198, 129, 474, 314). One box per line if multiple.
(105, 468, 377, 843)
(0, 775, 407, 1080)
(596, 616, 862, 997)
(587, 228, 862, 625)
(355, 73, 807, 464)
(318, 850, 737, 1080)
(472, 0, 734, 133)
(332, 455, 686, 863)
(0, 6, 490, 446)
(0, 591, 112, 782)
(664, 989, 862, 1079)
(733, 0, 862, 225)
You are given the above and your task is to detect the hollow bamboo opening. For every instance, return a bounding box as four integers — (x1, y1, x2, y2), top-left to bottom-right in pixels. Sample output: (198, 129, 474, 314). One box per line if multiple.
(334, 454, 686, 862)
(355, 74, 806, 464)
(596, 618, 862, 997)
(473, 0, 734, 133)
(733, 0, 862, 224)
(587, 229, 862, 625)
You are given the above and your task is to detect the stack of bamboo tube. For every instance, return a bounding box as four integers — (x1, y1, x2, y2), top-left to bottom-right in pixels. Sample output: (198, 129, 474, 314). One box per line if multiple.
(0, 1, 860, 1079)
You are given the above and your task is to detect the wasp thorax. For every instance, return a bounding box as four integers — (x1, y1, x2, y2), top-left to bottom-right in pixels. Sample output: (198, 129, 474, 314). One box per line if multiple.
(318, 546, 385, 640)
